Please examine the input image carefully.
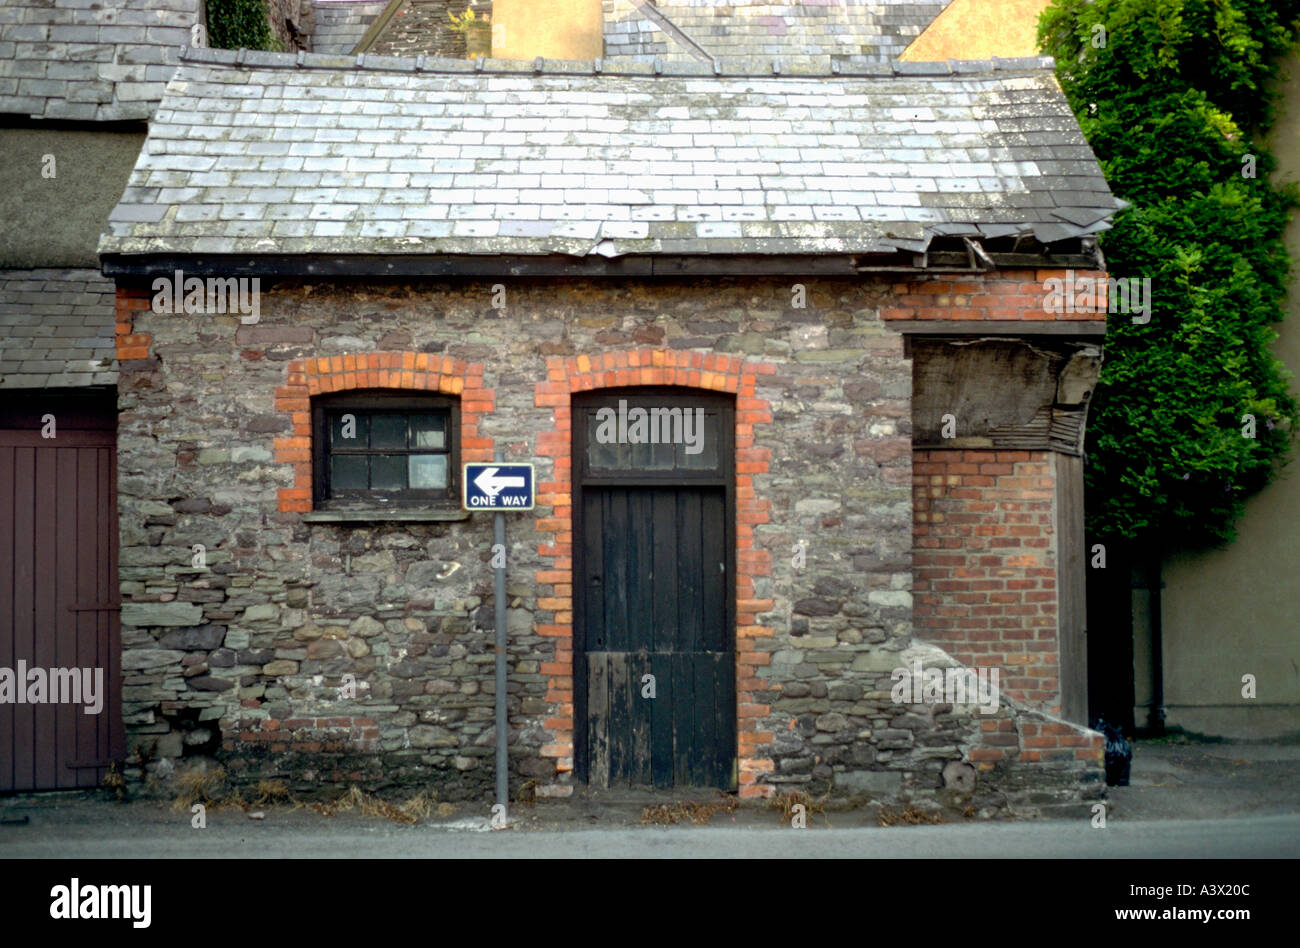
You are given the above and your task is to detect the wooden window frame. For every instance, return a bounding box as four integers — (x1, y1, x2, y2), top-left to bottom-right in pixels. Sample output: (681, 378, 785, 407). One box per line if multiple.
(573, 388, 734, 489)
(311, 390, 461, 509)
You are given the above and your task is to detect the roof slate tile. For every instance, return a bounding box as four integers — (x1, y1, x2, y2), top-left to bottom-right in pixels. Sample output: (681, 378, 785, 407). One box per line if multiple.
(99, 49, 1120, 261)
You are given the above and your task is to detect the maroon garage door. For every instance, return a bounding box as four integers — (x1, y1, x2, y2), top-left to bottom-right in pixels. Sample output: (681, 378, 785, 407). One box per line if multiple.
(0, 393, 122, 792)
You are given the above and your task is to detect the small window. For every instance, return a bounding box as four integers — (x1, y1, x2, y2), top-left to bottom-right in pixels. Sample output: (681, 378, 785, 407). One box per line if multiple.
(312, 391, 459, 508)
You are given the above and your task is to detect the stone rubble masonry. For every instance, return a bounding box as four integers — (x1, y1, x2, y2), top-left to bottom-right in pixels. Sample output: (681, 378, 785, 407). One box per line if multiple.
(912, 449, 1061, 713)
(113, 274, 1101, 807)
(274, 352, 494, 513)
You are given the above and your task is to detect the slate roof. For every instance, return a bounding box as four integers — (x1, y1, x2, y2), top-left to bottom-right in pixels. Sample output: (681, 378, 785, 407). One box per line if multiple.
(312, 0, 389, 56)
(604, 0, 954, 63)
(0, 269, 117, 389)
(99, 48, 1119, 263)
(0, 0, 202, 122)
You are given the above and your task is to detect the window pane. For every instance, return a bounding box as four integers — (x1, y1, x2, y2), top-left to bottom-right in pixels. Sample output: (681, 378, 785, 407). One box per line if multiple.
(630, 439, 653, 469)
(411, 414, 446, 449)
(647, 440, 675, 469)
(409, 454, 448, 489)
(370, 454, 406, 490)
(370, 414, 406, 450)
(330, 454, 367, 490)
(678, 413, 718, 469)
(587, 411, 619, 469)
(330, 412, 369, 448)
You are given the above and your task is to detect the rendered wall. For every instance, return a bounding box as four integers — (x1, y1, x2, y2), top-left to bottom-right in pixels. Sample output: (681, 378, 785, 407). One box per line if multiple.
(1148, 52, 1300, 740)
(900, 0, 1051, 62)
(492, 0, 602, 61)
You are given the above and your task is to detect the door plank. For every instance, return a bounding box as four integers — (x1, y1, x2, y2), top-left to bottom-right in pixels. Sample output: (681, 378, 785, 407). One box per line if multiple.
(701, 490, 727, 653)
(676, 491, 703, 654)
(12, 447, 35, 791)
(603, 491, 629, 653)
(629, 650, 652, 787)
(671, 652, 695, 786)
(582, 489, 605, 652)
(607, 652, 630, 788)
(0, 447, 13, 792)
(649, 650, 673, 790)
(587, 652, 610, 789)
(693, 655, 718, 787)
(54, 448, 80, 788)
(651, 490, 677, 653)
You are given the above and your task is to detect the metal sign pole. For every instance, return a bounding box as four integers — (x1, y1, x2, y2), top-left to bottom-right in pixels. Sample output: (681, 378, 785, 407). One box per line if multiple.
(494, 504, 508, 816)
(464, 457, 533, 825)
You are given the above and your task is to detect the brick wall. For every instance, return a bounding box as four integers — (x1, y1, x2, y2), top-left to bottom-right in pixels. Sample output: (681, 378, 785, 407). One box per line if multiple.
(913, 449, 1060, 713)
(882, 269, 1105, 322)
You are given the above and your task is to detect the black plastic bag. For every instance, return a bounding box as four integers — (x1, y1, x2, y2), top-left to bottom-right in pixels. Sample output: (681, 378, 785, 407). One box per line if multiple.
(1092, 716, 1132, 786)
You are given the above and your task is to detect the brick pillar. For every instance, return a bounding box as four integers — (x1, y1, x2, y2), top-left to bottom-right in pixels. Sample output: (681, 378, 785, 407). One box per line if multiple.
(912, 449, 1061, 714)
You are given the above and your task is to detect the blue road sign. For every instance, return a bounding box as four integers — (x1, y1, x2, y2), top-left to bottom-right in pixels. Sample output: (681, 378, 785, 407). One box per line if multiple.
(463, 463, 535, 511)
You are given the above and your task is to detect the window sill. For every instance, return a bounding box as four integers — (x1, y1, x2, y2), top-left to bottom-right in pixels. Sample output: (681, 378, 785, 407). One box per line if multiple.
(301, 508, 470, 523)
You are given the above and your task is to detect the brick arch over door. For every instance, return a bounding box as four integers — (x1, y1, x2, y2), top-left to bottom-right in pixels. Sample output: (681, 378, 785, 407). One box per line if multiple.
(274, 352, 494, 513)
(533, 349, 778, 798)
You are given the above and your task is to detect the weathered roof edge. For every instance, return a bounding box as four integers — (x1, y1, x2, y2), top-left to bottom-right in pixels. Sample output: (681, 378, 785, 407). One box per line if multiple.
(176, 43, 1056, 79)
(99, 246, 1106, 281)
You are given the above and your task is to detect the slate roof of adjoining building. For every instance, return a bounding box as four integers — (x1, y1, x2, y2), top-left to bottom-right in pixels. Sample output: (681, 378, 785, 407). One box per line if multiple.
(0, 0, 202, 122)
(312, 0, 390, 56)
(99, 47, 1120, 262)
(0, 269, 117, 389)
(603, 0, 955, 63)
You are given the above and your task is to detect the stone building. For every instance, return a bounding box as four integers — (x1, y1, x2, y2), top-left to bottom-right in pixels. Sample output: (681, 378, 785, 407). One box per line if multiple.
(88, 42, 1119, 809)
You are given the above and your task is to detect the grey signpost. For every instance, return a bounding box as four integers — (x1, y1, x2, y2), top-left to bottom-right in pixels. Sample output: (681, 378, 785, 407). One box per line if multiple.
(463, 458, 535, 826)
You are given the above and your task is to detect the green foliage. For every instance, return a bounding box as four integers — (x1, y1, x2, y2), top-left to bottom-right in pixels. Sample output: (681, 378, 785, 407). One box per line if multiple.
(206, 0, 282, 52)
(1039, 0, 1300, 548)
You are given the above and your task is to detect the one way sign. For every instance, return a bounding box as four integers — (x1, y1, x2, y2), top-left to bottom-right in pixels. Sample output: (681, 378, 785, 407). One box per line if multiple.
(463, 463, 535, 511)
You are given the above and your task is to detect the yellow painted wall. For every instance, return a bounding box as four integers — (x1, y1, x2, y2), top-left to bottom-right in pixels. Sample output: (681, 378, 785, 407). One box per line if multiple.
(900, 0, 1052, 61)
(491, 0, 602, 61)
(1146, 50, 1300, 740)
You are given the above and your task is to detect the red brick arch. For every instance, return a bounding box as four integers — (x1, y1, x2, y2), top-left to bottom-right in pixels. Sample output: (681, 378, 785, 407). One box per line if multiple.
(532, 349, 778, 798)
(274, 352, 494, 513)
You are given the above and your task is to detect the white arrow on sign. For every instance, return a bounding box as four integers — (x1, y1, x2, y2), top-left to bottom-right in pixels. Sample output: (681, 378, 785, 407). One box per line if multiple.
(474, 466, 526, 498)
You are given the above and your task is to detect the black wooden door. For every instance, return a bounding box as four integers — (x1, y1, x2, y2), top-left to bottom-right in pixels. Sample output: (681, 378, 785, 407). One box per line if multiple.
(0, 392, 122, 792)
(573, 390, 736, 790)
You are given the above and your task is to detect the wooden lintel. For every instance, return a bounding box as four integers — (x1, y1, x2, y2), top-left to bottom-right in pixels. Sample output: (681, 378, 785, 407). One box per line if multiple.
(888, 320, 1107, 337)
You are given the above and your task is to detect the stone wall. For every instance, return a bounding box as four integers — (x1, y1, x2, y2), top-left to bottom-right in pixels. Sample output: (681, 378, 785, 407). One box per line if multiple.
(113, 274, 1101, 807)
(369, 1, 473, 58)
(265, 0, 313, 50)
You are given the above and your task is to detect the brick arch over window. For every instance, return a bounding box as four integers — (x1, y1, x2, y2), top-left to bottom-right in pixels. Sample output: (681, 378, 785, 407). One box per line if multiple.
(274, 353, 494, 513)
(533, 349, 778, 798)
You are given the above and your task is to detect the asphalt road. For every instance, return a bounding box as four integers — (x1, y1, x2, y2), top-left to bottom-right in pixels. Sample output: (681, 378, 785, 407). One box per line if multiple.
(3, 810, 1297, 858)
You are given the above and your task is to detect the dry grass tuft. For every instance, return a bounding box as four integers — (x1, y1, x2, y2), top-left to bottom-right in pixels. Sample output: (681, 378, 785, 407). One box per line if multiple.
(515, 779, 538, 808)
(171, 766, 229, 812)
(101, 762, 127, 802)
(640, 794, 737, 826)
(877, 804, 946, 827)
(253, 779, 291, 806)
(766, 789, 828, 824)
(308, 785, 434, 825)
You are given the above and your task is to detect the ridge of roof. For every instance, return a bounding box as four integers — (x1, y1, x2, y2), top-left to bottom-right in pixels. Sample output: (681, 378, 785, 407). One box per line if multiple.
(176, 44, 1056, 79)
